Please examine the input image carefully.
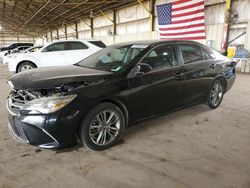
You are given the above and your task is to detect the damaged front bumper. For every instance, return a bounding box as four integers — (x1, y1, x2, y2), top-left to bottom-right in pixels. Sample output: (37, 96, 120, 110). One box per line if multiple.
(6, 93, 81, 149)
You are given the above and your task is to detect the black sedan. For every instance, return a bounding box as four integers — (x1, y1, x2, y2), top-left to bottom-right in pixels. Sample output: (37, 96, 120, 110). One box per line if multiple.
(6, 40, 236, 151)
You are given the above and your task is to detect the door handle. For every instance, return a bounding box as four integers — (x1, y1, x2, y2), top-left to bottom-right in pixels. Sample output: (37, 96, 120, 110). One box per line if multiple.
(175, 72, 184, 80)
(210, 64, 215, 69)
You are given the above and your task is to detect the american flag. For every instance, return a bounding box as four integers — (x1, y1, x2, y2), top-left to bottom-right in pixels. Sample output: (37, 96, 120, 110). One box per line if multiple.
(156, 0, 206, 40)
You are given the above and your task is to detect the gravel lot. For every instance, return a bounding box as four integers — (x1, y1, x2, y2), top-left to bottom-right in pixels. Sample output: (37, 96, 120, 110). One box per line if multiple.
(0, 64, 249, 188)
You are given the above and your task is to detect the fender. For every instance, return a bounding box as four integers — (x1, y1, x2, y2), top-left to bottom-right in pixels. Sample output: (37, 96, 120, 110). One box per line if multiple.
(213, 75, 227, 93)
(15, 52, 42, 68)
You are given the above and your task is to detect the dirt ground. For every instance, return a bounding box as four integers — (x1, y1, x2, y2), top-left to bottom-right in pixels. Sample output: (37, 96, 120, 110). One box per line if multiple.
(0, 63, 249, 188)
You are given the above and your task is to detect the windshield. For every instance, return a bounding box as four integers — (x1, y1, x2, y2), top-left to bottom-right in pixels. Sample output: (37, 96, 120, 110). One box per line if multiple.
(24, 46, 43, 53)
(77, 45, 147, 72)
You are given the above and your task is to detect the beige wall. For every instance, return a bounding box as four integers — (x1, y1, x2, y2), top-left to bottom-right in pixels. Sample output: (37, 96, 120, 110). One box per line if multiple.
(0, 32, 34, 47)
(40, 0, 250, 52)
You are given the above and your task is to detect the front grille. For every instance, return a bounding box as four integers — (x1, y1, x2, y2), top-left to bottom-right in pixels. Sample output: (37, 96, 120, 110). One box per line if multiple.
(7, 91, 29, 143)
(14, 118, 28, 142)
(9, 118, 29, 143)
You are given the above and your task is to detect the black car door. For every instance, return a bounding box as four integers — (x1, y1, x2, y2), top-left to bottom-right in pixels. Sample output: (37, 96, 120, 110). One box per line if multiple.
(126, 44, 186, 121)
(177, 43, 216, 105)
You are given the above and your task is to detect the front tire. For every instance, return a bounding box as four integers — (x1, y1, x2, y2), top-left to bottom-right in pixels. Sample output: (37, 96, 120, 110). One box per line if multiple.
(79, 103, 126, 151)
(17, 62, 36, 73)
(207, 79, 224, 109)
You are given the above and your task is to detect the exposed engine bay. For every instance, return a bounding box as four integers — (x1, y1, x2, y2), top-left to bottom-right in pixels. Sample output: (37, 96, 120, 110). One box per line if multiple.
(10, 88, 64, 104)
(9, 80, 100, 105)
(7, 65, 110, 115)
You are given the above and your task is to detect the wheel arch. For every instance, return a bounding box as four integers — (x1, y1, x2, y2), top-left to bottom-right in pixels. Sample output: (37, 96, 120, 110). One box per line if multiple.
(76, 98, 129, 140)
(16, 60, 37, 73)
(99, 98, 129, 126)
(214, 75, 227, 93)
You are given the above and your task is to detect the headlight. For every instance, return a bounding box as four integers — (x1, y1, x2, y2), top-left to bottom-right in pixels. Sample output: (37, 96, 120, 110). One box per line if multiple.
(21, 94, 77, 114)
(7, 81, 14, 89)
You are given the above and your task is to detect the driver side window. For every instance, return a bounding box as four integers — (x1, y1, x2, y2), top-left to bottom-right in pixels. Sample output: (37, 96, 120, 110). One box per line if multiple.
(140, 45, 176, 72)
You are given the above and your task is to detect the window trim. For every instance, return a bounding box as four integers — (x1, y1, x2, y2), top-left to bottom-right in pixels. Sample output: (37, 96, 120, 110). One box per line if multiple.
(200, 46, 216, 62)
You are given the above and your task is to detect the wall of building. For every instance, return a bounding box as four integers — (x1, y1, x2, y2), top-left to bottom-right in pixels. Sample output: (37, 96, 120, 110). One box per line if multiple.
(228, 0, 250, 50)
(0, 32, 34, 47)
(41, 0, 250, 52)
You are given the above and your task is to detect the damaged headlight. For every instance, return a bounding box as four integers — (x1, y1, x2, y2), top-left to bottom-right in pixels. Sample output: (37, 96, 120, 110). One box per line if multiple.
(21, 94, 77, 114)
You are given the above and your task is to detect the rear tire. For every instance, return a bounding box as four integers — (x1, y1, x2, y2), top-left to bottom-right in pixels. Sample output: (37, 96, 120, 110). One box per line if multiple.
(207, 79, 224, 109)
(79, 103, 126, 151)
(17, 62, 36, 73)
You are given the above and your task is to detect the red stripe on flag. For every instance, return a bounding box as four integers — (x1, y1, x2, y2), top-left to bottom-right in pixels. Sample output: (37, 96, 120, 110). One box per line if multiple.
(172, 16, 205, 24)
(172, 0, 192, 5)
(172, 1, 204, 12)
(159, 23, 205, 31)
(157, 0, 206, 40)
(172, 9, 204, 18)
(160, 36, 206, 40)
(160, 29, 205, 36)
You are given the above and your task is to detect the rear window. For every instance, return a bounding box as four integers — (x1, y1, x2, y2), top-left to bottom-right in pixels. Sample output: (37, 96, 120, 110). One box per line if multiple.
(88, 41, 106, 48)
(201, 48, 215, 60)
(19, 46, 30, 50)
(0, 47, 8, 52)
(45, 42, 65, 52)
(23, 43, 33, 47)
(9, 43, 33, 50)
(179, 44, 203, 64)
(65, 42, 88, 50)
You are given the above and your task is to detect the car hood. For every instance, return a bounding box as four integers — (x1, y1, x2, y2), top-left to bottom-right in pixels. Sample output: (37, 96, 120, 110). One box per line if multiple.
(9, 65, 113, 90)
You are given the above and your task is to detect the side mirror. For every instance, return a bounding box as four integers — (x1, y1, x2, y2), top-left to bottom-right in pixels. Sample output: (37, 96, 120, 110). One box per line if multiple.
(128, 63, 152, 78)
(227, 61, 237, 67)
(134, 64, 144, 76)
(140, 63, 152, 73)
(134, 64, 152, 76)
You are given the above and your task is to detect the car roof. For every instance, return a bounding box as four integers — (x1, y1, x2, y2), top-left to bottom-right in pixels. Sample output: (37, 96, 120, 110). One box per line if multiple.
(42, 39, 105, 50)
(48, 39, 102, 43)
(9, 42, 33, 45)
(86, 39, 103, 42)
(14, 46, 32, 49)
(110, 40, 205, 47)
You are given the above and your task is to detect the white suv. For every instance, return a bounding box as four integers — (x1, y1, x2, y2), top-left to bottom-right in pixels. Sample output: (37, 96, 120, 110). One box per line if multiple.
(8, 40, 105, 73)
(3, 46, 43, 65)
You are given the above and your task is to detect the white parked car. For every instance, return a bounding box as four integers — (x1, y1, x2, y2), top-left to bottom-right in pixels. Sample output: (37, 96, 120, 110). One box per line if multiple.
(0, 43, 33, 63)
(3, 46, 43, 65)
(0, 50, 9, 63)
(11, 46, 31, 53)
(2, 46, 39, 65)
(8, 40, 106, 73)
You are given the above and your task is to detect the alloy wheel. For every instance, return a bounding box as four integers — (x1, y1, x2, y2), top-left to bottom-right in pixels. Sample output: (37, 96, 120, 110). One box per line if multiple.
(210, 82, 223, 107)
(20, 65, 33, 72)
(89, 110, 120, 146)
